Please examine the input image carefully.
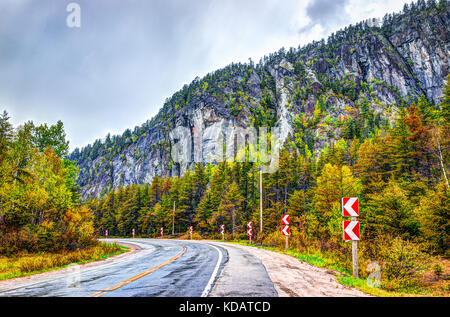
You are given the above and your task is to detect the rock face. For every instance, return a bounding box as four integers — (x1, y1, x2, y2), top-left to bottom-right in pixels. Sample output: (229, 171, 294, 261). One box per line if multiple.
(70, 3, 450, 198)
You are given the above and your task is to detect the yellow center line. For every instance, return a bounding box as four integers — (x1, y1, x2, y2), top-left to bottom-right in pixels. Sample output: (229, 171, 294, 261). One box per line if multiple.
(87, 246, 187, 297)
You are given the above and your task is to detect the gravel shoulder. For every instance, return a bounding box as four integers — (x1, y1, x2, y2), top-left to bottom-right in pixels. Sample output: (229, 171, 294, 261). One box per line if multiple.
(228, 243, 370, 297)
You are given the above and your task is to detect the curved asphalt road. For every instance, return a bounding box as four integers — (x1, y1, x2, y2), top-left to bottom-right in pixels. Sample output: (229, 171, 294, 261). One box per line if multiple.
(0, 239, 278, 297)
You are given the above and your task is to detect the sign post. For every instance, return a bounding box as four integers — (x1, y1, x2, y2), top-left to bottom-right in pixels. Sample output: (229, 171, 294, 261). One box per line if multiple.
(161, 227, 164, 237)
(282, 215, 289, 250)
(247, 222, 253, 244)
(220, 224, 225, 241)
(105, 230, 108, 238)
(132, 228, 135, 238)
(342, 197, 360, 278)
(189, 226, 193, 240)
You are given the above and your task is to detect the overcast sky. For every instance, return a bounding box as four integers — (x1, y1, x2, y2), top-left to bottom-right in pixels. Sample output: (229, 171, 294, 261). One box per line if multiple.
(0, 0, 414, 151)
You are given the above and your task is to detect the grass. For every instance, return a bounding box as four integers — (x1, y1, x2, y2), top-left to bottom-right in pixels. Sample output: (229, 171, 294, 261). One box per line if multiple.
(0, 242, 129, 281)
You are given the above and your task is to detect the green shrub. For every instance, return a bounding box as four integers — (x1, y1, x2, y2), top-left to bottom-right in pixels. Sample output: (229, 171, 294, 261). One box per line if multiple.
(381, 236, 427, 281)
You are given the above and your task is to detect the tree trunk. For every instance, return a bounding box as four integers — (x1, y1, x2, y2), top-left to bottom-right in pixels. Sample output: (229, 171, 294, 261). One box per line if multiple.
(232, 206, 235, 239)
(434, 131, 449, 187)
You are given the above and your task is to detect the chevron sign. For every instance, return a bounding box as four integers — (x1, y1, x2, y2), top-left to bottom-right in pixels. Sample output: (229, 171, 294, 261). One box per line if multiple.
(342, 197, 359, 217)
(247, 221, 253, 229)
(282, 215, 289, 225)
(282, 225, 289, 236)
(247, 228, 253, 236)
(343, 221, 360, 241)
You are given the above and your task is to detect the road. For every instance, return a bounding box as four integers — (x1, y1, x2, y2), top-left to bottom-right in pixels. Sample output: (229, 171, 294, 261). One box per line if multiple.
(0, 239, 277, 297)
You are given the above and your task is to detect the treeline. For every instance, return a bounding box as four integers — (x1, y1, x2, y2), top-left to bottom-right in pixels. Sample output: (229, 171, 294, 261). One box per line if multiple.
(0, 114, 95, 255)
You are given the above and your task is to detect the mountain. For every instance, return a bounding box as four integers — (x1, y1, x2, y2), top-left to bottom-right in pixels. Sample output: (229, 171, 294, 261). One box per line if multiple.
(69, 0, 450, 198)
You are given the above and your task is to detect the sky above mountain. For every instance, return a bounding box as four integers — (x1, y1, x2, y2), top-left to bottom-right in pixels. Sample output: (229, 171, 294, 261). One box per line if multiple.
(0, 0, 414, 151)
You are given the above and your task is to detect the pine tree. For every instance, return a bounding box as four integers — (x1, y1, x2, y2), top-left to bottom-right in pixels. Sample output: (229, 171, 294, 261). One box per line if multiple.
(218, 181, 243, 238)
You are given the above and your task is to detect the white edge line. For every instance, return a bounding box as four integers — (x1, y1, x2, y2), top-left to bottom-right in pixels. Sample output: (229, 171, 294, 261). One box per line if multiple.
(201, 244, 223, 297)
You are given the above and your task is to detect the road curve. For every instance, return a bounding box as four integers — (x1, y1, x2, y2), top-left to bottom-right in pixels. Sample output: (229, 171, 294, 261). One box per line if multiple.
(0, 239, 228, 297)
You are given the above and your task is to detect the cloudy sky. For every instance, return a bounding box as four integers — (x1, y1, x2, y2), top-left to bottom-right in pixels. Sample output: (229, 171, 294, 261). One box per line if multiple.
(0, 0, 414, 151)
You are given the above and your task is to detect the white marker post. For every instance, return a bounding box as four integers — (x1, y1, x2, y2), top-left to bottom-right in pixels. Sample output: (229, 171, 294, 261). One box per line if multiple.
(282, 215, 290, 250)
(220, 224, 225, 241)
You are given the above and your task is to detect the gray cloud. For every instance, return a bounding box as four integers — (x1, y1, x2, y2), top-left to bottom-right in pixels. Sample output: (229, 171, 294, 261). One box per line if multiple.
(0, 0, 411, 151)
(299, 0, 350, 33)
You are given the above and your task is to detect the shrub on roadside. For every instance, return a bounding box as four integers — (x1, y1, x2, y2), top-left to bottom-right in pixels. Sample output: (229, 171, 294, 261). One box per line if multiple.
(380, 236, 428, 291)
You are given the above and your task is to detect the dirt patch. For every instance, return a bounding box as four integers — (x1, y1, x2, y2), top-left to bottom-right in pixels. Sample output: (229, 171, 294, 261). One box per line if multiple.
(231, 244, 370, 297)
(0, 241, 139, 289)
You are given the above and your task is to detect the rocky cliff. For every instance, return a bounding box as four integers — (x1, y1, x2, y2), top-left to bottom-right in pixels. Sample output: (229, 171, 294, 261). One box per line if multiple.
(69, 1, 450, 198)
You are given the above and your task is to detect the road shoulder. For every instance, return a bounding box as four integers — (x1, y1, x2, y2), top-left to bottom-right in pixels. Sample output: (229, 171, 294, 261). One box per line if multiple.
(229, 244, 370, 297)
(208, 242, 278, 297)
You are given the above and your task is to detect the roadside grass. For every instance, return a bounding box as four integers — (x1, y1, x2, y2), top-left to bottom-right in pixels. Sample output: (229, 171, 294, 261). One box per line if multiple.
(0, 242, 128, 281)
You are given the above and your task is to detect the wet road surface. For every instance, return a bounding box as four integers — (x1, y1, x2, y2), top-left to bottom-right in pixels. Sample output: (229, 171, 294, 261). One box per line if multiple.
(0, 239, 281, 297)
(0, 239, 227, 297)
(208, 242, 278, 297)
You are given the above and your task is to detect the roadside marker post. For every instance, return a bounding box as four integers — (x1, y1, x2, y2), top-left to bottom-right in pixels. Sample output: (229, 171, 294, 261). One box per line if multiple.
(161, 227, 164, 237)
(342, 197, 360, 278)
(247, 222, 253, 244)
(105, 230, 108, 238)
(189, 226, 193, 240)
(132, 228, 135, 238)
(282, 225, 289, 249)
(282, 215, 289, 250)
(220, 224, 225, 241)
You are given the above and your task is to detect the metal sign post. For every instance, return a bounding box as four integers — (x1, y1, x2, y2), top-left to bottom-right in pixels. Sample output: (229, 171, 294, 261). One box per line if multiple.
(352, 217, 358, 278)
(282, 215, 289, 250)
(342, 197, 360, 278)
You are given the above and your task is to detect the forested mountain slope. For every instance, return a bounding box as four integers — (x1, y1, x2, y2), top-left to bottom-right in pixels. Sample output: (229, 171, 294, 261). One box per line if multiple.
(69, 1, 450, 198)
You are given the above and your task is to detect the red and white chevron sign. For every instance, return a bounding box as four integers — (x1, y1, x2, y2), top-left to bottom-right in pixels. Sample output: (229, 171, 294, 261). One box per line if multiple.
(189, 226, 193, 234)
(247, 221, 253, 229)
(282, 215, 289, 225)
(160, 227, 164, 236)
(282, 225, 289, 236)
(247, 228, 253, 236)
(343, 221, 360, 241)
(220, 224, 225, 235)
(342, 197, 359, 217)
